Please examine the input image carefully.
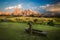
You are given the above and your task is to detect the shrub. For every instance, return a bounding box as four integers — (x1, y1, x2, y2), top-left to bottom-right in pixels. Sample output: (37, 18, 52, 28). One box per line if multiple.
(15, 18, 20, 22)
(47, 20, 55, 26)
(0, 19, 4, 22)
(33, 19, 38, 23)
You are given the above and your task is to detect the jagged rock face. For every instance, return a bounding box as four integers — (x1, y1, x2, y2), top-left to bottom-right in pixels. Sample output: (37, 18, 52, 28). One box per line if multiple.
(13, 8, 39, 16)
(0, 12, 11, 15)
(42, 12, 60, 17)
(13, 8, 23, 15)
(0, 8, 39, 16)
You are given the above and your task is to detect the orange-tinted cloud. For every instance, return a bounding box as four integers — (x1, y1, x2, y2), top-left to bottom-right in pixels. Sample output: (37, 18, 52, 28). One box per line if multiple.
(47, 2, 60, 13)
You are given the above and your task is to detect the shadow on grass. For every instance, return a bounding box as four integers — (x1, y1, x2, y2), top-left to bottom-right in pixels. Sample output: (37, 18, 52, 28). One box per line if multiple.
(0, 22, 60, 40)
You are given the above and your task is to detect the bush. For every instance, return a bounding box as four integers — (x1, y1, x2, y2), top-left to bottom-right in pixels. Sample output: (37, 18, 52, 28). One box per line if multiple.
(15, 18, 20, 22)
(0, 19, 4, 22)
(33, 19, 38, 23)
(47, 20, 55, 26)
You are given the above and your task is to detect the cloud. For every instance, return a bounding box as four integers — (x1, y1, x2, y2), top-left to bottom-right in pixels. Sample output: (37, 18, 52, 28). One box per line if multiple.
(48, 8, 60, 12)
(39, 4, 50, 9)
(39, 2, 60, 13)
(17, 4, 22, 8)
(5, 4, 22, 10)
(46, 2, 60, 13)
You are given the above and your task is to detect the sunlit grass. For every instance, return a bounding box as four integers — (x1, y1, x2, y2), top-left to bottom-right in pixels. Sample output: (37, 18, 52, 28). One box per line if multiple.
(0, 22, 60, 40)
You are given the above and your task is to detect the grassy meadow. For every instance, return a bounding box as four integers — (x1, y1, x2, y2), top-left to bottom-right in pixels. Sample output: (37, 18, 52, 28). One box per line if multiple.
(0, 22, 60, 40)
(0, 17, 60, 40)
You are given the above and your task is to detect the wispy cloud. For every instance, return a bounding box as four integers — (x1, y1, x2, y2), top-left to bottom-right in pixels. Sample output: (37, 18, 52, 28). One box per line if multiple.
(38, 2, 60, 13)
(47, 2, 60, 13)
(5, 4, 22, 10)
(39, 4, 53, 9)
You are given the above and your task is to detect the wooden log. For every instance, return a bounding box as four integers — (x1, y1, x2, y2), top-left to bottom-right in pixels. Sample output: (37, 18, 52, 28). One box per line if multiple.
(25, 28, 47, 36)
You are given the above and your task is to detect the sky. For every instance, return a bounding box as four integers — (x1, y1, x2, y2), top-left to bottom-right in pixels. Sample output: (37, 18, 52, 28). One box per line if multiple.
(0, 0, 60, 13)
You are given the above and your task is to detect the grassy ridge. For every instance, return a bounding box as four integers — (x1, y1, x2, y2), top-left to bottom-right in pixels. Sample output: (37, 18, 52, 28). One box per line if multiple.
(0, 22, 60, 40)
(0, 17, 60, 24)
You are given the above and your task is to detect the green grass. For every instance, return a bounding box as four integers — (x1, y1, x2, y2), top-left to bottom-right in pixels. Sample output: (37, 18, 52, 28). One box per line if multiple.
(0, 22, 60, 40)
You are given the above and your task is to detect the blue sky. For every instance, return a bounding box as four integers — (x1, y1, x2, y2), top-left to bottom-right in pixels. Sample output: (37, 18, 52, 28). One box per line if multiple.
(0, 0, 60, 13)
